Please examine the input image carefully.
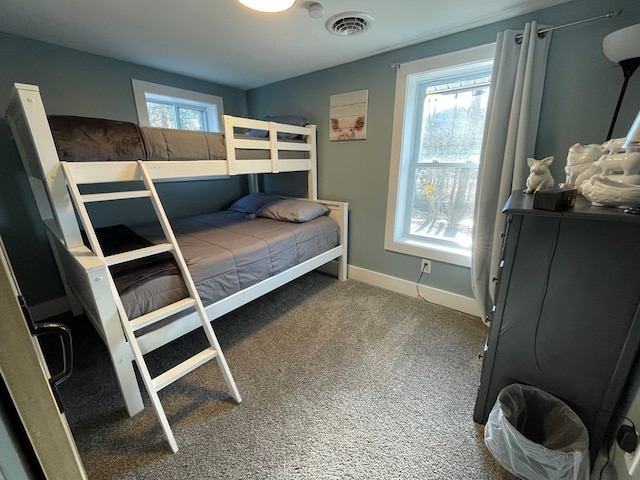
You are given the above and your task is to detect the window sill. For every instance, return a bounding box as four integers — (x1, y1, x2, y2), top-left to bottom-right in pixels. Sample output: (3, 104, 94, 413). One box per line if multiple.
(385, 236, 471, 267)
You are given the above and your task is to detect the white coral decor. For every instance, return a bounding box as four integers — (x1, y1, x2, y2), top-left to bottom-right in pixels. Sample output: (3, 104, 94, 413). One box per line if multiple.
(581, 176, 640, 208)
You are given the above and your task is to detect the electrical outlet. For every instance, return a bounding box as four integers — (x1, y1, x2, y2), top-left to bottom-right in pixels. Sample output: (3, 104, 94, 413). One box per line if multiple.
(420, 259, 431, 274)
(624, 435, 640, 475)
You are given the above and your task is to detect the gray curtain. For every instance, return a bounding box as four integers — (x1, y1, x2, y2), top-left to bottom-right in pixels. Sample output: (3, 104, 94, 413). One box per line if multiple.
(471, 21, 552, 322)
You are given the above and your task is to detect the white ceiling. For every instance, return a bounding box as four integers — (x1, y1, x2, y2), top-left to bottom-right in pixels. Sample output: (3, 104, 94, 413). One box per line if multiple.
(0, 0, 572, 90)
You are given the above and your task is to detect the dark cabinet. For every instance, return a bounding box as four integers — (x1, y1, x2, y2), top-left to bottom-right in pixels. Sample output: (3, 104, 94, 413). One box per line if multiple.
(473, 191, 640, 461)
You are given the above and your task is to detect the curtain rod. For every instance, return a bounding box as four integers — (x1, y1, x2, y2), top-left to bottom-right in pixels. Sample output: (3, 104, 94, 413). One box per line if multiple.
(515, 9, 620, 43)
(389, 10, 621, 69)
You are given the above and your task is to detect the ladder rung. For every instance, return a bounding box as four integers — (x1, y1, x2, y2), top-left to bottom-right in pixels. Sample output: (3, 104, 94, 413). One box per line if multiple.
(80, 190, 151, 203)
(105, 243, 174, 266)
(130, 298, 197, 332)
(152, 347, 219, 391)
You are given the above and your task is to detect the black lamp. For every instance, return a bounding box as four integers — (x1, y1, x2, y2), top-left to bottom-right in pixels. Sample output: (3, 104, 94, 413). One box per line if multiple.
(603, 23, 640, 140)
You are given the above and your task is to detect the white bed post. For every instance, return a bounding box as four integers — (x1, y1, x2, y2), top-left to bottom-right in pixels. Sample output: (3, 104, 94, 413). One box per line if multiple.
(222, 114, 238, 176)
(82, 262, 145, 416)
(7, 85, 84, 317)
(307, 125, 318, 200)
(304, 124, 347, 279)
(6, 83, 145, 417)
(335, 201, 348, 281)
(6, 84, 83, 248)
(268, 122, 280, 174)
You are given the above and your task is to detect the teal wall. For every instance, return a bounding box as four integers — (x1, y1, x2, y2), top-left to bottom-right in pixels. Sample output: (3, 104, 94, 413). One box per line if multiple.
(0, 32, 250, 307)
(247, 0, 640, 299)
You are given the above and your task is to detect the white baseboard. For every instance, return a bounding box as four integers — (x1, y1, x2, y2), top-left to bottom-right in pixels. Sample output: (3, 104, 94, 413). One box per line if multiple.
(30, 264, 481, 321)
(348, 265, 481, 318)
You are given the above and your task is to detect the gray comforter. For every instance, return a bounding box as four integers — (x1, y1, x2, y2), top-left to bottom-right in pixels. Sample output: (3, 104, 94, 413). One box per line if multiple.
(109, 210, 339, 319)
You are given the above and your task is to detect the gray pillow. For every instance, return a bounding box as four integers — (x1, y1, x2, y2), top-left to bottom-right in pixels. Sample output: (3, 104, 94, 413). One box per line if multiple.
(228, 193, 282, 214)
(256, 199, 329, 223)
(246, 115, 308, 140)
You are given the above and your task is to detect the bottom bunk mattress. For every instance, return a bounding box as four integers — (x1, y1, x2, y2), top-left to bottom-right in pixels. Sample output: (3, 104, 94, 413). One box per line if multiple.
(97, 204, 339, 319)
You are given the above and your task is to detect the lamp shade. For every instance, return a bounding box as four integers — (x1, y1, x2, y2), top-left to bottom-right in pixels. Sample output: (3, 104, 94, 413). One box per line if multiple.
(237, 0, 295, 12)
(603, 23, 640, 63)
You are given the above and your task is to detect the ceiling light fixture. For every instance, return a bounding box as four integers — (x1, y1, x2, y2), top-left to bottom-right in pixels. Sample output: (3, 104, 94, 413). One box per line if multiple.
(237, 0, 295, 13)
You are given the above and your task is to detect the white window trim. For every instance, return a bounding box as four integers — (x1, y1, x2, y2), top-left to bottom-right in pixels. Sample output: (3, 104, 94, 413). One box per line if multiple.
(131, 79, 224, 132)
(384, 43, 495, 268)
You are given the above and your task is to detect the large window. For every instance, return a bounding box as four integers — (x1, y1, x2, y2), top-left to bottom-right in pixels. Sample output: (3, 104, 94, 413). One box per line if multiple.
(385, 44, 495, 267)
(131, 79, 224, 132)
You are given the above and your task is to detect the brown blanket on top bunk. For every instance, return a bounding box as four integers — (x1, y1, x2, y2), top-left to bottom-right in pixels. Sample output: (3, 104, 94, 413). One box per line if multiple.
(47, 115, 306, 162)
(49, 116, 147, 161)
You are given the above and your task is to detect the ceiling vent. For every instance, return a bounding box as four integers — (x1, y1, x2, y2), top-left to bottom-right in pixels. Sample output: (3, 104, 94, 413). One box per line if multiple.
(326, 12, 374, 37)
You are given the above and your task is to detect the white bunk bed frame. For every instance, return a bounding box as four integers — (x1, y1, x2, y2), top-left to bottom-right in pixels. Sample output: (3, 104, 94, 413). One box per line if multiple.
(6, 83, 348, 418)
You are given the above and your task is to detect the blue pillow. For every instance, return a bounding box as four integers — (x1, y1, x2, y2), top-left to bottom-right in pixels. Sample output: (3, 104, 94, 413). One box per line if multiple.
(246, 115, 308, 140)
(228, 193, 283, 214)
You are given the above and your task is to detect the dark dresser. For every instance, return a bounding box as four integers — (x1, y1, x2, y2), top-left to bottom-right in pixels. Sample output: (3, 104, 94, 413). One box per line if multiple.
(473, 191, 640, 461)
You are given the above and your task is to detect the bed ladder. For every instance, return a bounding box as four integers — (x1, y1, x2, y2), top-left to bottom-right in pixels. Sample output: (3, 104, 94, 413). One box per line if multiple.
(60, 160, 241, 453)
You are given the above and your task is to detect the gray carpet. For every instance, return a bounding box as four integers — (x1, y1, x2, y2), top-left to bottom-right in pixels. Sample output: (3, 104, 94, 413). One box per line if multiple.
(54, 273, 517, 479)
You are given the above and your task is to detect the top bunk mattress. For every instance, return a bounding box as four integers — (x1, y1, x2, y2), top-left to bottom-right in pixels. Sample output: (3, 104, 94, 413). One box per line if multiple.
(100, 208, 339, 319)
(47, 115, 309, 162)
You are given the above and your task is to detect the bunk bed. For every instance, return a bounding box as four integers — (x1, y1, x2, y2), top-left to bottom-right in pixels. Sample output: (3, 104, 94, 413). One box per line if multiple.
(6, 84, 348, 447)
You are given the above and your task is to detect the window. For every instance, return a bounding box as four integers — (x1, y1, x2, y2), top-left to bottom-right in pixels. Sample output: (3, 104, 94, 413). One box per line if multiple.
(385, 44, 495, 267)
(131, 79, 224, 132)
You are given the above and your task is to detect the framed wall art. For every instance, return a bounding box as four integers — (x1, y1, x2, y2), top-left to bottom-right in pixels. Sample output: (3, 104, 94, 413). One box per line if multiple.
(329, 89, 368, 141)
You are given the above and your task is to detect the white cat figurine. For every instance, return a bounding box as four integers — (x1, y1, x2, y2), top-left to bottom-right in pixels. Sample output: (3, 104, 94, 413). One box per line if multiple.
(524, 156, 554, 194)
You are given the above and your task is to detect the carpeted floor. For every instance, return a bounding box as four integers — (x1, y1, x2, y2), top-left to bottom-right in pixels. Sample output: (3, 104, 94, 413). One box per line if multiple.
(52, 273, 517, 479)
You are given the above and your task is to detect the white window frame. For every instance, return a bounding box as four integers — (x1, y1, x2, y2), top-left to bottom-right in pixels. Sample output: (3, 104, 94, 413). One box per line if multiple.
(131, 79, 224, 132)
(384, 43, 495, 267)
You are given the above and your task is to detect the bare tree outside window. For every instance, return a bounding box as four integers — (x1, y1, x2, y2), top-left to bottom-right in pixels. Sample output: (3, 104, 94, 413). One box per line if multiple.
(407, 83, 489, 248)
(178, 107, 206, 131)
(147, 101, 207, 131)
(147, 102, 177, 129)
(385, 45, 494, 266)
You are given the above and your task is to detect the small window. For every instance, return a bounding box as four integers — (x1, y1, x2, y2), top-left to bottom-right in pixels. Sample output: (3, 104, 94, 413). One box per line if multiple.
(385, 44, 495, 267)
(131, 80, 224, 132)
